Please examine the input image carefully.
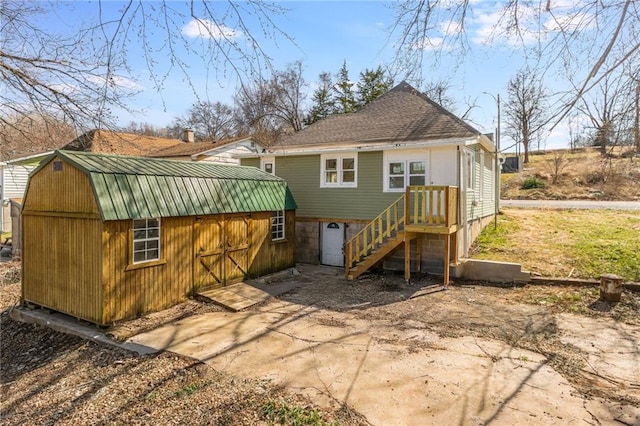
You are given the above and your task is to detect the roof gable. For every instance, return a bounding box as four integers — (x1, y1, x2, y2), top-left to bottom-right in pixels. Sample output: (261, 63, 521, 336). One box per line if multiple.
(39, 151, 295, 220)
(275, 81, 481, 149)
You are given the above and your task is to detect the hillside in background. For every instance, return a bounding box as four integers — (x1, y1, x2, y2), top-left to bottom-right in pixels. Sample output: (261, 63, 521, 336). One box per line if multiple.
(501, 147, 640, 201)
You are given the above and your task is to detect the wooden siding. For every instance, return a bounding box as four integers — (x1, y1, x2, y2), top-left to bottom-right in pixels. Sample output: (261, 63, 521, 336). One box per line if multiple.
(22, 215, 103, 322)
(247, 210, 296, 277)
(101, 217, 193, 324)
(272, 152, 399, 220)
(23, 157, 99, 216)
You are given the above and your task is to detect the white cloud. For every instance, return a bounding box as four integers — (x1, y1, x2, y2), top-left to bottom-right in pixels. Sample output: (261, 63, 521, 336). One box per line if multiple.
(544, 12, 595, 33)
(86, 74, 142, 91)
(413, 37, 446, 51)
(440, 20, 462, 36)
(182, 18, 241, 40)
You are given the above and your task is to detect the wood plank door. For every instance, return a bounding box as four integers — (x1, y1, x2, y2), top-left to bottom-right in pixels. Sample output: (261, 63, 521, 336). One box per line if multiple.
(194, 216, 225, 290)
(224, 214, 249, 284)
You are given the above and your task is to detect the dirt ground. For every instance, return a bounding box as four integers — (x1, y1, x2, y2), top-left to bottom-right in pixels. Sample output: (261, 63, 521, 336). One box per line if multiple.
(2, 261, 640, 425)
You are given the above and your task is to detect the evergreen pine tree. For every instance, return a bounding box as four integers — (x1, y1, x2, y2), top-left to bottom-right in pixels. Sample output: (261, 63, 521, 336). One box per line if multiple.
(333, 61, 357, 114)
(305, 72, 335, 125)
(357, 66, 393, 107)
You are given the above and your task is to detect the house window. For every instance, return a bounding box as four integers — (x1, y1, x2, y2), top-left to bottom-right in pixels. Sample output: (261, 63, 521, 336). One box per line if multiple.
(132, 218, 160, 263)
(320, 153, 357, 187)
(261, 156, 275, 174)
(271, 210, 285, 241)
(465, 151, 476, 190)
(386, 159, 427, 191)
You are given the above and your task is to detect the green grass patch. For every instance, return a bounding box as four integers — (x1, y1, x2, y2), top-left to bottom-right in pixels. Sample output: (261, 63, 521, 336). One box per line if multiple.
(473, 214, 520, 250)
(473, 209, 640, 281)
(260, 399, 334, 426)
(173, 382, 203, 398)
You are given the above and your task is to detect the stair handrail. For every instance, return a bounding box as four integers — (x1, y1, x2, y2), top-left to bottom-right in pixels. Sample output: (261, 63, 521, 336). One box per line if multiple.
(344, 194, 405, 273)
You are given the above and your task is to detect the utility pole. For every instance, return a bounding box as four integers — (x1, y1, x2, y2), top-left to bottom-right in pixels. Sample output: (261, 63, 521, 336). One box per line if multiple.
(635, 79, 639, 156)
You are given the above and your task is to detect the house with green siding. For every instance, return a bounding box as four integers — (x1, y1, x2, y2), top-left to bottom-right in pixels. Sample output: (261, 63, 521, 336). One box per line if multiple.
(238, 82, 497, 279)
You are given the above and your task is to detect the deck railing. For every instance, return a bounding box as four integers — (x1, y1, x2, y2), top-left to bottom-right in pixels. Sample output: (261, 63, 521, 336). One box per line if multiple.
(405, 185, 458, 228)
(344, 186, 459, 273)
(345, 194, 405, 272)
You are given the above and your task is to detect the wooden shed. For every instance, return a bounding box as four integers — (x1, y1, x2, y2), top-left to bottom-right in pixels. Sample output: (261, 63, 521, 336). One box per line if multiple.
(21, 151, 297, 325)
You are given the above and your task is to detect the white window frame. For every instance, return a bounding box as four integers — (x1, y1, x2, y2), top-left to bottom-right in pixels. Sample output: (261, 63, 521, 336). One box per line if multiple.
(261, 156, 275, 174)
(271, 210, 285, 241)
(465, 150, 476, 191)
(383, 150, 429, 192)
(320, 153, 358, 188)
(132, 218, 161, 264)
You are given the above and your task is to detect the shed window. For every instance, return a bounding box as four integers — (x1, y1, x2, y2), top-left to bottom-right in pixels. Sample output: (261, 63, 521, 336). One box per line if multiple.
(132, 218, 161, 263)
(271, 210, 285, 241)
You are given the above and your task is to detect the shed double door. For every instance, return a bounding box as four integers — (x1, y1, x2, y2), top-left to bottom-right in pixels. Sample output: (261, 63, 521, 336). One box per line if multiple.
(194, 214, 249, 290)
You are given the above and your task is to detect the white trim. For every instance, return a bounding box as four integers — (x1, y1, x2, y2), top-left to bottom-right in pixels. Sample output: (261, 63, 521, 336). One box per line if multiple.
(271, 210, 285, 241)
(234, 137, 478, 158)
(320, 153, 358, 188)
(260, 156, 275, 174)
(383, 149, 429, 192)
(132, 218, 161, 264)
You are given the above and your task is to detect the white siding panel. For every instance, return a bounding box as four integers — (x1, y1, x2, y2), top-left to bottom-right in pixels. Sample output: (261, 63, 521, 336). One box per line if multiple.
(429, 148, 457, 185)
(4, 165, 33, 198)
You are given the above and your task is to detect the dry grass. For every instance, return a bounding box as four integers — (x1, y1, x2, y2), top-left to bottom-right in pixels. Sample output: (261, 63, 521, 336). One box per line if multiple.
(472, 208, 640, 281)
(501, 147, 640, 201)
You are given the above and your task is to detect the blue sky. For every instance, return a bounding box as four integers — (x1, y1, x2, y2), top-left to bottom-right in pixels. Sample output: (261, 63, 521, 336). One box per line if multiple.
(42, 1, 612, 151)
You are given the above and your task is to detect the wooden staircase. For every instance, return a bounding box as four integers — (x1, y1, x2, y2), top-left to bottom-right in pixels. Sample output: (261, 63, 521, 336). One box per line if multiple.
(345, 186, 459, 282)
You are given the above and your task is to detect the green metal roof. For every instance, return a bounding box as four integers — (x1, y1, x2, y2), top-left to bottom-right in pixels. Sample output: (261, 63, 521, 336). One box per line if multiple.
(45, 150, 296, 221)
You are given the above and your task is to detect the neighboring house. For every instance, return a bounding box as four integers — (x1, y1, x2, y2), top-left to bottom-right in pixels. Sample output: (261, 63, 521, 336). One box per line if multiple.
(0, 153, 42, 232)
(21, 150, 296, 325)
(238, 81, 497, 281)
(146, 136, 263, 164)
(2, 129, 196, 232)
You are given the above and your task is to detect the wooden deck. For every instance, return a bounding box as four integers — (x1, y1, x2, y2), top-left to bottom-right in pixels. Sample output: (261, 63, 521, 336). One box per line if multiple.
(345, 186, 459, 283)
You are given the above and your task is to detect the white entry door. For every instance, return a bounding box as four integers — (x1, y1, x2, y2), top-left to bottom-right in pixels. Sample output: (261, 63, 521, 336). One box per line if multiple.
(321, 222, 344, 267)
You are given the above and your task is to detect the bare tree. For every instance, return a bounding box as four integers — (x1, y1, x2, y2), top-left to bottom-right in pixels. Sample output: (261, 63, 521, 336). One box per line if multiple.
(504, 69, 547, 164)
(578, 68, 638, 155)
(0, 114, 76, 160)
(389, 1, 640, 131)
(0, 1, 290, 148)
(234, 61, 307, 145)
(422, 80, 456, 111)
(173, 101, 235, 141)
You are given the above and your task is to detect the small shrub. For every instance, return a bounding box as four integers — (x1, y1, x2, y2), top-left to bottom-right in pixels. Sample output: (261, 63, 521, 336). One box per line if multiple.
(261, 399, 331, 426)
(521, 177, 545, 190)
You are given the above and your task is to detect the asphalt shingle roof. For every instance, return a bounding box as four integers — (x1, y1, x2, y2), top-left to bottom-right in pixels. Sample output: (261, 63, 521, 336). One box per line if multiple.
(61, 130, 186, 156)
(275, 81, 481, 148)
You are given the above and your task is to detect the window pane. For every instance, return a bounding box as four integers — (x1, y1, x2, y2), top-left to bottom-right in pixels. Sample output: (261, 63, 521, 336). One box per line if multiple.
(325, 159, 337, 170)
(148, 240, 159, 250)
(342, 158, 354, 170)
(133, 252, 146, 263)
(148, 250, 159, 260)
(409, 176, 425, 185)
(342, 171, 355, 183)
(148, 228, 159, 238)
(133, 230, 146, 240)
(264, 163, 273, 173)
(389, 162, 404, 175)
(389, 176, 405, 189)
(134, 241, 146, 251)
(147, 219, 159, 228)
(325, 171, 337, 183)
(133, 220, 146, 229)
(410, 161, 425, 174)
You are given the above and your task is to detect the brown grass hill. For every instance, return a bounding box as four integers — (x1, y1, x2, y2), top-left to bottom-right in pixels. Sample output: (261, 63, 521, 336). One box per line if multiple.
(500, 147, 640, 201)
